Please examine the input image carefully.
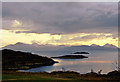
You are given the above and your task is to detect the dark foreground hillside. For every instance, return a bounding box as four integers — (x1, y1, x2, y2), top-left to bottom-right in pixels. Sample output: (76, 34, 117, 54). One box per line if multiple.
(2, 49, 57, 70)
(2, 70, 120, 82)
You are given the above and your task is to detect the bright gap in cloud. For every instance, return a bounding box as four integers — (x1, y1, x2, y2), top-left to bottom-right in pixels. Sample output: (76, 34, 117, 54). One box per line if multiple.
(1, 29, 118, 48)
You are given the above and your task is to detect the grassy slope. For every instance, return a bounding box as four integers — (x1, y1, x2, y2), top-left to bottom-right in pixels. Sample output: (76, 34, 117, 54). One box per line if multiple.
(2, 75, 93, 82)
(2, 71, 119, 82)
(2, 71, 94, 82)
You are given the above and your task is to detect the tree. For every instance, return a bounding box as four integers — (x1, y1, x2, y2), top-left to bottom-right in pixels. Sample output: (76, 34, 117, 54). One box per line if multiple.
(112, 59, 120, 71)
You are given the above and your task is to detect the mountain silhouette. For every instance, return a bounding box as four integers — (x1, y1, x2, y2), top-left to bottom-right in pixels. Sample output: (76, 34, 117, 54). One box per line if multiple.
(2, 42, 118, 52)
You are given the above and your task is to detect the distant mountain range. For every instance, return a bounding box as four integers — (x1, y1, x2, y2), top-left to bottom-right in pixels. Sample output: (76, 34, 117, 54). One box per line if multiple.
(2, 42, 118, 52)
(61, 44, 118, 51)
(2, 42, 65, 52)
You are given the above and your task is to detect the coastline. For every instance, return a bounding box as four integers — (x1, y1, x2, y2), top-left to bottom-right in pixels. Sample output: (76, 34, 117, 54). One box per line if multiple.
(2, 49, 58, 71)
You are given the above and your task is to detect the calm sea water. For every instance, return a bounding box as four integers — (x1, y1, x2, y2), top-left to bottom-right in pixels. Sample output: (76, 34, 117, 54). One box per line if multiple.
(19, 50, 118, 74)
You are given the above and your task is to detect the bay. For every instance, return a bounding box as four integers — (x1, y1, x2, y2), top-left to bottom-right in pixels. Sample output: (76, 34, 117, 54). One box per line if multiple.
(19, 49, 118, 74)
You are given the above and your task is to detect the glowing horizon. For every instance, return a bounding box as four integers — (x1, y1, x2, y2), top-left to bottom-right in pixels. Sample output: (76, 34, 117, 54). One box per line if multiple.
(1, 29, 118, 48)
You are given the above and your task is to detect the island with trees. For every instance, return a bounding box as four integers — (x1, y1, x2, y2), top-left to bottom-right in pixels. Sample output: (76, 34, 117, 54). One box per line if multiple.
(2, 49, 58, 71)
(51, 55, 88, 59)
(51, 51, 89, 59)
(71, 52, 89, 54)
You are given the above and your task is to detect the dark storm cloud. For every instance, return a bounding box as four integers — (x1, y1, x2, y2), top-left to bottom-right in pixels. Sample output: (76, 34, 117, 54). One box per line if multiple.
(2, 2, 118, 34)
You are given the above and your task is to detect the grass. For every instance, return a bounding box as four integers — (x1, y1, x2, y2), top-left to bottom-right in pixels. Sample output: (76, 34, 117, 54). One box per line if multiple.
(2, 75, 93, 82)
(2, 72, 94, 82)
(2, 71, 120, 82)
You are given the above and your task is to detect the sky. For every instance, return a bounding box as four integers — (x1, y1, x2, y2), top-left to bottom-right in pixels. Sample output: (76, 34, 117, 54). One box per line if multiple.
(1, 2, 118, 48)
(2, 0, 119, 2)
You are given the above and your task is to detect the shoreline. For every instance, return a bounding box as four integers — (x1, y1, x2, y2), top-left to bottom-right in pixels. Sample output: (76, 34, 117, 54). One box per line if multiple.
(2, 49, 58, 71)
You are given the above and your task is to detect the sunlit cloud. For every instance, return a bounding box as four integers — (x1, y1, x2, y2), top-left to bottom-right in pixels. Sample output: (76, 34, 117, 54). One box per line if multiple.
(2, 2, 118, 48)
(11, 20, 22, 27)
(1, 29, 118, 48)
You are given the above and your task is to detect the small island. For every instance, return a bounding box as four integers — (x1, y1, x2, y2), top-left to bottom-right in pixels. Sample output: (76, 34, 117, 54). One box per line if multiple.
(71, 52, 89, 54)
(2, 49, 58, 71)
(51, 51, 89, 59)
(51, 55, 88, 59)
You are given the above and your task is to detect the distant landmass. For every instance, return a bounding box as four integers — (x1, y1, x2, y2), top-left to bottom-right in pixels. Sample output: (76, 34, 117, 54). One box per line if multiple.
(51, 55, 88, 59)
(61, 44, 118, 51)
(2, 42, 118, 52)
(51, 51, 89, 59)
(71, 52, 89, 54)
(2, 49, 57, 71)
(2, 42, 65, 52)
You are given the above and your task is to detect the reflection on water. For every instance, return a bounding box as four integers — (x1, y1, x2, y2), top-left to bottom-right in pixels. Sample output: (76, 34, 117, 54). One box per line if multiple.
(19, 50, 118, 74)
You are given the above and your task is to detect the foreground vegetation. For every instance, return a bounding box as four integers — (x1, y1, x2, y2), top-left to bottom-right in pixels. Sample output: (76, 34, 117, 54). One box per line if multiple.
(2, 70, 120, 82)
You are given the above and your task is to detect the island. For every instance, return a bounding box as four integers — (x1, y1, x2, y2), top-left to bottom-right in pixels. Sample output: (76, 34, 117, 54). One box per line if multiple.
(51, 51, 89, 59)
(2, 49, 58, 71)
(71, 52, 89, 54)
(51, 55, 88, 59)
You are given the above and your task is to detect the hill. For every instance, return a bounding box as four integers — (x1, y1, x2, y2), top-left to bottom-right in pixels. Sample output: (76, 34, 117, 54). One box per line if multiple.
(2, 49, 57, 71)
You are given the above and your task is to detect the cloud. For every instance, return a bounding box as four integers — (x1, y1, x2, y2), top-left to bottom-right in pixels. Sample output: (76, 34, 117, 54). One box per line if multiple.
(11, 20, 22, 27)
(2, 0, 119, 2)
(71, 34, 112, 41)
(2, 2, 118, 34)
(2, 2, 118, 48)
(1, 29, 118, 47)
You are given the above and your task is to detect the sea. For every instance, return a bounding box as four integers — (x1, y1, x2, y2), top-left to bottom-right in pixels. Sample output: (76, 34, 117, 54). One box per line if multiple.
(19, 49, 118, 74)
